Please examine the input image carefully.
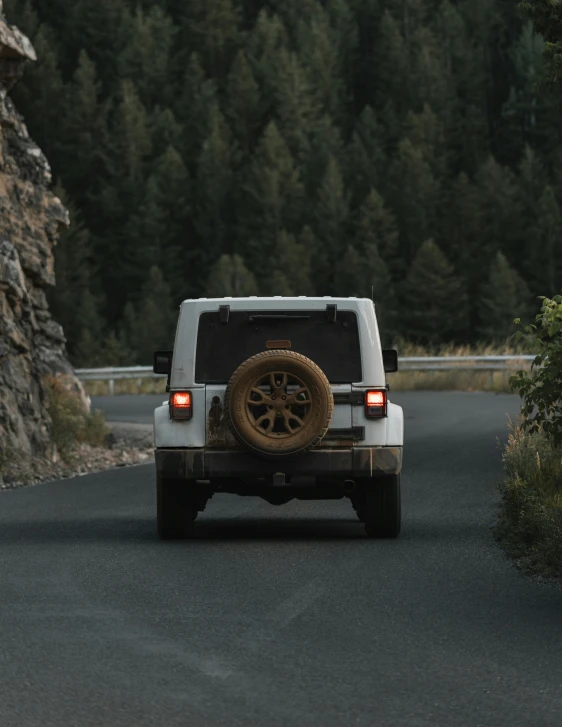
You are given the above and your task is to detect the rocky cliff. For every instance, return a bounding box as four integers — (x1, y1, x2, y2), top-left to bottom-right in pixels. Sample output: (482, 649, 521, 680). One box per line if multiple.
(0, 2, 86, 465)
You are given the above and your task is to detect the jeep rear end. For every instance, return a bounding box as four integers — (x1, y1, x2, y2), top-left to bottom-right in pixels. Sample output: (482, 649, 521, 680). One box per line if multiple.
(153, 297, 404, 539)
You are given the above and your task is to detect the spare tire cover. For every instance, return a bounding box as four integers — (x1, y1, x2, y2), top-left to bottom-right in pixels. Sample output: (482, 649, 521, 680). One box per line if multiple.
(224, 350, 334, 458)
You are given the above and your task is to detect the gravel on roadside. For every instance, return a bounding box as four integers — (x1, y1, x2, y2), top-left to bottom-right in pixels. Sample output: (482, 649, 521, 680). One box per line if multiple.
(0, 423, 154, 491)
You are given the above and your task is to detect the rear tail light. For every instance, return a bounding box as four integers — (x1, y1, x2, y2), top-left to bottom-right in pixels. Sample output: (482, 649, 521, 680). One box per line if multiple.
(365, 389, 387, 418)
(169, 391, 192, 420)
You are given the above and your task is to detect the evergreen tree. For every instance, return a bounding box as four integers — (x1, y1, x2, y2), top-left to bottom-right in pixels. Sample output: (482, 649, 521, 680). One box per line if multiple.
(474, 156, 520, 263)
(373, 11, 409, 116)
(402, 104, 448, 183)
(180, 0, 243, 77)
(302, 114, 344, 196)
(441, 172, 482, 311)
(401, 240, 468, 343)
(355, 189, 401, 278)
(175, 53, 219, 165)
(499, 23, 552, 161)
(122, 145, 191, 305)
(313, 156, 350, 292)
(267, 269, 295, 296)
(111, 79, 152, 188)
(238, 121, 304, 275)
(206, 254, 259, 296)
(266, 230, 315, 296)
(101, 332, 133, 367)
(273, 48, 321, 163)
(120, 267, 177, 364)
(65, 0, 133, 86)
(247, 8, 291, 103)
(193, 105, 235, 277)
(73, 289, 106, 367)
(295, 6, 346, 121)
(117, 6, 176, 107)
(515, 145, 548, 267)
(58, 51, 110, 211)
(149, 107, 183, 159)
(387, 139, 439, 264)
(147, 145, 191, 302)
(344, 106, 387, 205)
(95, 80, 152, 321)
(408, 26, 457, 134)
(334, 244, 397, 340)
(48, 192, 94, 356)
(226, 50, 261, 157)
(476, 252, 532, 341)
(534, 185, 562, 297)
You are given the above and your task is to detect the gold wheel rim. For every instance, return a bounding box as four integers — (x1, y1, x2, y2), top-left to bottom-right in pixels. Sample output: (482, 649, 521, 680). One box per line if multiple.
(245, 371, 312, 438)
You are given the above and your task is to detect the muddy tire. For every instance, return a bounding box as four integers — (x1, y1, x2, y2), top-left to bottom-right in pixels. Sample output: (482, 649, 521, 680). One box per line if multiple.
(224, 350, 334, 459)
(357, 475, 401, 538)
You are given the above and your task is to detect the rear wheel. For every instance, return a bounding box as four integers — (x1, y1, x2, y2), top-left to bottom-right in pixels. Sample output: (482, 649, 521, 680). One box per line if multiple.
(352, 475, 401, 538)
(157, 476, 199, 539)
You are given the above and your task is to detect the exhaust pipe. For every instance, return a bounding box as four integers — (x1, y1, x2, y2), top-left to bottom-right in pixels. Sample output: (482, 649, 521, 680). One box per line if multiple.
(342, 479, 356, 494)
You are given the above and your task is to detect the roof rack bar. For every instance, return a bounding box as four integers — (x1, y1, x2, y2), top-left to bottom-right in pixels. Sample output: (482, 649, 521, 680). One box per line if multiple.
(326, 304, 337, 323)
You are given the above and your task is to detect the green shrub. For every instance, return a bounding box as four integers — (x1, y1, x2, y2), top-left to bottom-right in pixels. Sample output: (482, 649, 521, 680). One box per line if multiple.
(510, 295, 562, 446)
(494, 420, 562, 578)
(45, 376, 110, 460)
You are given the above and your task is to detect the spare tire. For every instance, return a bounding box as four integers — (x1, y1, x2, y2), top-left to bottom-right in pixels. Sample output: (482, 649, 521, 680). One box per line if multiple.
(224, 350, 334, 459)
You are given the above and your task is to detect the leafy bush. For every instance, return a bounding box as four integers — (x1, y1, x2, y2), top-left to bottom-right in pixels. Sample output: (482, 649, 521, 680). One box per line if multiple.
(494, 420, 562, 578)
(45, 376, 109, 460)
(510, 295, 562, 445)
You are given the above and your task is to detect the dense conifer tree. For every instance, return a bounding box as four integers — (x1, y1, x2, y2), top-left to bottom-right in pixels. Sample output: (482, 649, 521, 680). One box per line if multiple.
(477, 253, 531, 341)
(401, 240, 468, 344)
(206, 254, 259, 297)
(5, 0, 562, 362)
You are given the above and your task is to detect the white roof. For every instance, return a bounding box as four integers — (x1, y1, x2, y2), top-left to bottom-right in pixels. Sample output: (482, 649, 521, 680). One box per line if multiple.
(181, 296, 371, 304)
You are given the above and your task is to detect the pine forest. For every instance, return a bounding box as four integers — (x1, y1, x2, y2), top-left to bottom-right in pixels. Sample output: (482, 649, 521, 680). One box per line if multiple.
(4, 0, 559, 365)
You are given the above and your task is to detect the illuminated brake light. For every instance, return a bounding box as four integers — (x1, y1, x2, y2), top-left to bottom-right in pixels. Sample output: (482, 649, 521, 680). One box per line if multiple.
(169, 391, 193, 420)
(365, 389, 387, 418)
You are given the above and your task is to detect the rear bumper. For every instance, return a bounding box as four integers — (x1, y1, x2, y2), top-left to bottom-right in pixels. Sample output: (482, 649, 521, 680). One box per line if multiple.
(154, 446, 402, 481)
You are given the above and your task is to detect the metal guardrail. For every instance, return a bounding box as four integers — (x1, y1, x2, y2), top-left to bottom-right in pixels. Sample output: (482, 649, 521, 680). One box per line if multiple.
(75, 356, 538, 395)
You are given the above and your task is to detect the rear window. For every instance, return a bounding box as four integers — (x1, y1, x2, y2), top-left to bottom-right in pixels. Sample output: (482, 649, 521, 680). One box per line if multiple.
(195, 310, 362, 384)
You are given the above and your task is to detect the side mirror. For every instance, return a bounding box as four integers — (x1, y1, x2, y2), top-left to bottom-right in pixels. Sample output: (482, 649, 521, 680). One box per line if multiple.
(382, 349, 398, 373)
(153, 350, 173, 375)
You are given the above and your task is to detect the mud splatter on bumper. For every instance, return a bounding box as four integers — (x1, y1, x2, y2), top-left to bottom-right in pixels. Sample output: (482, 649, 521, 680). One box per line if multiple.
(155, 446, 402, 480)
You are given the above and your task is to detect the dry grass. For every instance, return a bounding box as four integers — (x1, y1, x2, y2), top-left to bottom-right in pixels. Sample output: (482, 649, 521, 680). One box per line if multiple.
(494, 420, 562, 579)
(45, 376, 110, 461)
(390, 369, 519, 393)
(395, 339, 530, 357)
(388, 339, 531, 392)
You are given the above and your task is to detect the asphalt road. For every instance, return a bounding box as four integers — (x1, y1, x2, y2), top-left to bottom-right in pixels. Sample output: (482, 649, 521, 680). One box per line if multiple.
(2, 392, 561, 727)
(91, 394, 167, 424)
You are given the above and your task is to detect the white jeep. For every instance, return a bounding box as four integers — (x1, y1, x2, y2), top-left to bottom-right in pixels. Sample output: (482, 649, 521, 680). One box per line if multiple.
(153, 297, 404, 539)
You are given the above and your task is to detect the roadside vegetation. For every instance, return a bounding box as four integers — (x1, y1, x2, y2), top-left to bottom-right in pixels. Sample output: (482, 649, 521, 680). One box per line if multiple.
(0, 377, 111, 486)
(495, 420, 562, 578)
(45, 376, 109, 461)
(494, 296, 562, 579)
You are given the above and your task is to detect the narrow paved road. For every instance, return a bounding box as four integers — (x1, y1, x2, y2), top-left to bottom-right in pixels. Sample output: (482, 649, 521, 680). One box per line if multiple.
(1, 393, 561, 727)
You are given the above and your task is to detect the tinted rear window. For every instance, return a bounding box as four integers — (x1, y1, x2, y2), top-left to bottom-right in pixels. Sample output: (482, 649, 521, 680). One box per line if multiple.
(195, 310, 362, 383)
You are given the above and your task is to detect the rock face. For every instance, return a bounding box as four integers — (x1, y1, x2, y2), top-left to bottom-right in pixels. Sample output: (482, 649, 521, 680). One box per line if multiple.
(0, 5, 87, 461)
